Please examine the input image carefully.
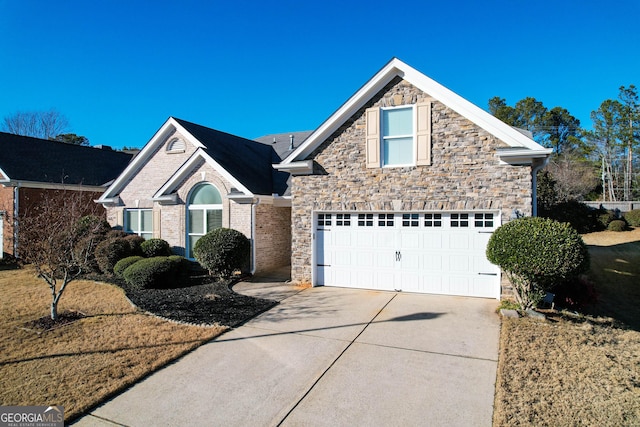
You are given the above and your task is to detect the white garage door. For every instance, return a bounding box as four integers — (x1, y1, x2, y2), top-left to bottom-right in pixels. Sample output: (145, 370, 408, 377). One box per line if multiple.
(315, 212, 500, 298)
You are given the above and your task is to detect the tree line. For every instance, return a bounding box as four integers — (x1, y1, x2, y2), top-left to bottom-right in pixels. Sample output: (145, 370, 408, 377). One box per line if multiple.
(489, 85, 639, 202)
(2, 109, 89, 146)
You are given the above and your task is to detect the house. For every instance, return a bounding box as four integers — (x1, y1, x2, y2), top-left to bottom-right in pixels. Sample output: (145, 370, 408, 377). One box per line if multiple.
(275, 58, 552, 298)
(0, 132, 133, 257)
(96, 118, 298, 274)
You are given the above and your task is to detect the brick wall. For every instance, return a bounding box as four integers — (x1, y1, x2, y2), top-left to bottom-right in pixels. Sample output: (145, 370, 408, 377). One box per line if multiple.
(290, 77, 533, 292)
(255, 203, 291, 272)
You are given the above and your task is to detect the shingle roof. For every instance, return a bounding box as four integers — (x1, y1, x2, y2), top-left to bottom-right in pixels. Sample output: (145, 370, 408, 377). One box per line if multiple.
(0, 132, 133, 186)
(173, 119, 290, 196)
(254, 131, 313, 159)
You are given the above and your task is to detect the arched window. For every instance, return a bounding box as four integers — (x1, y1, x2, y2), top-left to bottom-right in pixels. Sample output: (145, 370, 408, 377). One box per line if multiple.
(187, 183, 222, 258)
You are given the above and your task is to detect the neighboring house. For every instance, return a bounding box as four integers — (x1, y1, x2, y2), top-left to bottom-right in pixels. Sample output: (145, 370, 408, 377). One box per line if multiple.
(96, 118, 297, 274)
(0, 132, 133, 257)
(275, 58, 552, 299)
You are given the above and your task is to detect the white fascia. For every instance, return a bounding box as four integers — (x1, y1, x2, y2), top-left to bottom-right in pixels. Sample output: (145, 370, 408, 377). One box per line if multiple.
(3, 180, 106, 191)
(497, 148, 553, 165)
(273, 160, 313, 175)
(153, 148, 253, 200)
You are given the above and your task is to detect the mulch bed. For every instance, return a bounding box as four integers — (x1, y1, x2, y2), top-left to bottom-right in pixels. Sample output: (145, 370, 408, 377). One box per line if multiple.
(114, 274, 277, 327)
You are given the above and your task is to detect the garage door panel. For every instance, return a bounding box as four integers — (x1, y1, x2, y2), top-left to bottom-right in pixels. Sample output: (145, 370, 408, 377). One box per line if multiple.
(315, 211, 500, 298)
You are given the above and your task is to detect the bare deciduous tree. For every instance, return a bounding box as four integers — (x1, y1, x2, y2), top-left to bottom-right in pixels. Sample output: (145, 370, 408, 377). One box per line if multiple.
(2, 109, 70, 140)
(17, 189, 106, 320)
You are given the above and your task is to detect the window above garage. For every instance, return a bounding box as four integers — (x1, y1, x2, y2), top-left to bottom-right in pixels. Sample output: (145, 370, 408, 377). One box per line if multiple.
(365, 102, 431, 168)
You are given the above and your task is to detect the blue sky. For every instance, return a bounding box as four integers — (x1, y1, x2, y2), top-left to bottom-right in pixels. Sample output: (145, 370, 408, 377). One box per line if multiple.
(1, 0, 638, 149)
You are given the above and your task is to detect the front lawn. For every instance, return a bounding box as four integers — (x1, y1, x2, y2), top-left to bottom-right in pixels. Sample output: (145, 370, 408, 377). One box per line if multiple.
(493, 228, 640, 425)
(0, 267, 274, 423)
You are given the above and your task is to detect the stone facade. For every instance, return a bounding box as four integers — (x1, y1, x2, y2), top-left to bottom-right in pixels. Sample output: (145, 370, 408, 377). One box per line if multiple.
(105, 128, 291, 274)
(290, 77, 533, 293)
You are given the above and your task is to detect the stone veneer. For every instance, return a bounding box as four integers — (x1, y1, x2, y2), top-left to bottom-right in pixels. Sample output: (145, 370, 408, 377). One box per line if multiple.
(290, 77, 533, 295)
(105, 129, 291, 273)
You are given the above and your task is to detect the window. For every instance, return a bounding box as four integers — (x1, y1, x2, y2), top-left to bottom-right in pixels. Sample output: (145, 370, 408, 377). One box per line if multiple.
(424, 213, 442, 227)
(125, 209, 153, 239)
(358, 213, 374, 227)
(365, 103, 431, 169)
(336, 214, 351, 226)
(451, 213, 469, 228)
(318, 213, 332, 226)
(378, 213, 394, 227)
(402, 213, 419, 227)
(187, 184, 222, 258)
(474, 213, 494, 228)
(382, 106, 414, 166)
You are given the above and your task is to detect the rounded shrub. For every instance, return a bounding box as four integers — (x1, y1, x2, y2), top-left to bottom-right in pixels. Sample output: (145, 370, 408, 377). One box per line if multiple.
(95, 238, 133, 274)
(487, 217, 590, 308)
(607, 219, 627, 232)
(623, 209, 640, 227)
(114, 255, 144, 277)
(124, 234, 145, 256)
(193, 228, 250, 277)
(597, 211, 617, 229)
(123, 256, 184, 289)
(140, 238, 172, 257)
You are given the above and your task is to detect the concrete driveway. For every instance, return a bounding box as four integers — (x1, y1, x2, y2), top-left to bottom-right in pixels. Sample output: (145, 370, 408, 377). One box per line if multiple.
(73, 286, 500, 426)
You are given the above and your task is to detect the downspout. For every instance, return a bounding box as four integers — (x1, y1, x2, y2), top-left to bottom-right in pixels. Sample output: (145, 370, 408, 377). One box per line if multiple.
(531, 157, 550, 217)
(13, 184, 19, 257)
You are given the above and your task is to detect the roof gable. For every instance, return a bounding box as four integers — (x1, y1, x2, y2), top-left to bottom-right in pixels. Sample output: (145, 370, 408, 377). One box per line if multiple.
(99, 117, 288, 203)
(279, 58, 551, 165)
(0, 132, 132, 186)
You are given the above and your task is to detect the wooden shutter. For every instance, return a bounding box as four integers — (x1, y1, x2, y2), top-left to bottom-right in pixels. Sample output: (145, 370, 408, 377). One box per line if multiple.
(116, 209, 124, 228)
(416, 102, 432, 166)
(153, 209, 161, 238)
(365, 107, 380, 168)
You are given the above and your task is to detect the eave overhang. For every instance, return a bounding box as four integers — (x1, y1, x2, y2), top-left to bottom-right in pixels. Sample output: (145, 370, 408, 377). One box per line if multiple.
(273, 160, 313, 175)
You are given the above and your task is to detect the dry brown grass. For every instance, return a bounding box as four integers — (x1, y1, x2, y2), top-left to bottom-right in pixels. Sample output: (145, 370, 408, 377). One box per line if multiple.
(0, 267, 225, 422)
(494, 228, 640, 426)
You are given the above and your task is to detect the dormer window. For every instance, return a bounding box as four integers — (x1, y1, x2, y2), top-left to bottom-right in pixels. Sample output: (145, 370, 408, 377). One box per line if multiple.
(166, 138, 185, 153)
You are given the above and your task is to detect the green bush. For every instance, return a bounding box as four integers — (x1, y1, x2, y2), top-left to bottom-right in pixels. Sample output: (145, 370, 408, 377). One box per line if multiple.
(608, 219, 627, 232)
(122, 256, 188, 289)
(124, 235, 145, 256)
(624, 209, 640, 227)
(140, 238, 172, 257)
(95, 238, 133, 274)
(193, 228, 250, 277)
(113, 255, 144, 277)
(487, 217, 590, 309)
(597, 211, 617, 229)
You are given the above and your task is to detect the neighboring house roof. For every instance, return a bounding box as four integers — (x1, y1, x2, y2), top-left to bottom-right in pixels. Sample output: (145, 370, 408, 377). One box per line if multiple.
(277, 58, 551, 169)
(255, 131, 313, 159)
(0, 132, 133, 187)
(98, 117, 289, 205)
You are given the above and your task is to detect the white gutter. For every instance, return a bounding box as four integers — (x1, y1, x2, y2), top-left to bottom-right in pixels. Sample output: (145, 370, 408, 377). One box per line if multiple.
(251, 198, 258, 275)
(273, 160, 313, 175)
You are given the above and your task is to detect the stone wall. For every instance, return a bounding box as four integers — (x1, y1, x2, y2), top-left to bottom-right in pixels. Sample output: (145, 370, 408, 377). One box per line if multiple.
(290, 77, 532, 295)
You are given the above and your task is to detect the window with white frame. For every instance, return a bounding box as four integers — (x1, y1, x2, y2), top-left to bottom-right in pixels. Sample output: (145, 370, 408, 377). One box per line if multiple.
(187, 183, 223, 258)
(125, 209, 153, 239)
(382, 106, 414, 166)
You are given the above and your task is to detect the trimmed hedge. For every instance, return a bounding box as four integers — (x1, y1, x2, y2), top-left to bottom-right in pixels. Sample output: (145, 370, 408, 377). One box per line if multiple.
(624, 209, 640, 227)
(193, 228, 250, 277)
(122, 256, 188, 289)
(124, 235, 145, 256)
(487, 217, 590, 308)
(539, 200, 603, 233)
(608, 219, 627, 232)
(140, 238, 172, 257)
(114, 255, 144, 277)
(95, 238, 133, 274)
